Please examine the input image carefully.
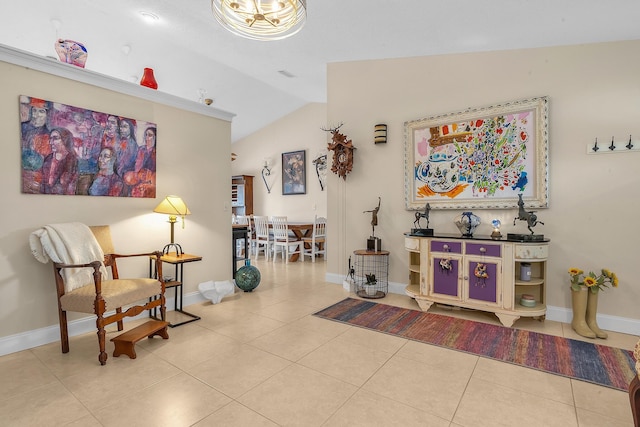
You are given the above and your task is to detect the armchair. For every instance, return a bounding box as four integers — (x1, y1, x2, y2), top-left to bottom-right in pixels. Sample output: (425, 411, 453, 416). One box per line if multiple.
(31, 224, 168, 365)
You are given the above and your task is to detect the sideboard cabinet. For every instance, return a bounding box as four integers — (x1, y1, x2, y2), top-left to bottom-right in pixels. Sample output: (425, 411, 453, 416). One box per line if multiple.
(404, 234, 548, 327)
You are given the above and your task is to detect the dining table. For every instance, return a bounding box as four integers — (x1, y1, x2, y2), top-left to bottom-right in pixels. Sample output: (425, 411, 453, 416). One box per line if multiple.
(269, 221, 314, 262)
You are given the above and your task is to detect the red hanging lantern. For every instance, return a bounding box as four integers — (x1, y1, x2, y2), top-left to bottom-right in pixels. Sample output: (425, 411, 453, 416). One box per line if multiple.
(140, 68, 158, 89)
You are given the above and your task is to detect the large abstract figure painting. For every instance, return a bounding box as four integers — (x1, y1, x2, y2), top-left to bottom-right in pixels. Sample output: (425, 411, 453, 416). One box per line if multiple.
(20, 95, 157, 198)
(404, 97, 549, 210)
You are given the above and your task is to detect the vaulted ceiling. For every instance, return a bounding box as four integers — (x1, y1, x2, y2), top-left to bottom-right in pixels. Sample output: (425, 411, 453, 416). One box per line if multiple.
(2, 0, 639, 141)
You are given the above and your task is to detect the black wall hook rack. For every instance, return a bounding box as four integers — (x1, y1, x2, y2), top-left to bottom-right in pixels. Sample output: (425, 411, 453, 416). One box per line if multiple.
(588, 134, 639, 154)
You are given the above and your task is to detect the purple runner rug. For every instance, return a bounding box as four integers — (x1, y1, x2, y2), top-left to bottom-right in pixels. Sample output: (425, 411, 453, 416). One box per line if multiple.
(314, 298, 635, 391)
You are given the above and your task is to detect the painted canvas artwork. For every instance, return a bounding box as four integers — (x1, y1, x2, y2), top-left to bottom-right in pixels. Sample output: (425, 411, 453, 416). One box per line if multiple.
(404, 97, 549, 210)
(20, 95, 157, 198)
(282, 150, 306, 195)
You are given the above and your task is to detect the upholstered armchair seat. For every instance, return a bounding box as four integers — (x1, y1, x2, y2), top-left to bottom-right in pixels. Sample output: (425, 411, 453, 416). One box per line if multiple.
(60, 278, 162, 313)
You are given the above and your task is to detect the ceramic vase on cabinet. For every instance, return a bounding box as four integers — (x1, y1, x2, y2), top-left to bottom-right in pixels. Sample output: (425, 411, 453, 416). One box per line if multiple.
(54, 39, 88, 68)
(454, 211, 481, 237)
(140, 68, 158, 89)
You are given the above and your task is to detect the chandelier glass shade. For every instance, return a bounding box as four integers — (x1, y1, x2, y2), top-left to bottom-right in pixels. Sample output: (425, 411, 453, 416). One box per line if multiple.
(211, 0, 307, 41)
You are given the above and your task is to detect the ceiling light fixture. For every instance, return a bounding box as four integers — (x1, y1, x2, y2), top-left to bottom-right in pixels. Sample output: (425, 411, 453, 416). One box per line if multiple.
(211, 0, 306, 41)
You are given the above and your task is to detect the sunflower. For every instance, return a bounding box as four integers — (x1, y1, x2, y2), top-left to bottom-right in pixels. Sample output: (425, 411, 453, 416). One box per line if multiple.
(568, 268, 583, 276)
(611, 272, 619, 287)
(568, 267, 619, 292)
(583, 276, 598, 287)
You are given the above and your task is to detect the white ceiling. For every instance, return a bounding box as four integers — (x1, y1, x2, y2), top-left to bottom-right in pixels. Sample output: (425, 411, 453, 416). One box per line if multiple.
(1, 0, 639, 142)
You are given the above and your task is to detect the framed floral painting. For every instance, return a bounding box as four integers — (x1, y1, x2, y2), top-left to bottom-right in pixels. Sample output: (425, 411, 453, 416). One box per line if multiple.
(404, 97, 549, 210)
(282, 150, 306, 195)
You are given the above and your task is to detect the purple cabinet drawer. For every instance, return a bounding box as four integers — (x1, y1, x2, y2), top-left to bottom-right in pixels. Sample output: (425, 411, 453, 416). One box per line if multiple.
(466, 243, 501, 257)
(430, 240, 462, 254)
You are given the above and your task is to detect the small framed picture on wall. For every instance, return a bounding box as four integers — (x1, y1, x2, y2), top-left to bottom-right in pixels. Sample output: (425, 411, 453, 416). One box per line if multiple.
(282, 150, 306, 195)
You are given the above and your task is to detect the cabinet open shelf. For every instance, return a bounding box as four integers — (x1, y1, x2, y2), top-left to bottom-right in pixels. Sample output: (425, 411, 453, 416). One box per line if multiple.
(515, 278, 544, 286)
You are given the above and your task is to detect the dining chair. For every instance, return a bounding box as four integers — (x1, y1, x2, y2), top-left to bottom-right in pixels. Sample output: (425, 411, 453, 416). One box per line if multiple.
(271, 216, 303, 263)
(253, 215, 271, 260)
(302, 216, 326, 262)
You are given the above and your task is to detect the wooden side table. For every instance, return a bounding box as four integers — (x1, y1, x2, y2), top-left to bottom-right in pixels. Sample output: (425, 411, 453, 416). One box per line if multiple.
(150, 252, 202, 327)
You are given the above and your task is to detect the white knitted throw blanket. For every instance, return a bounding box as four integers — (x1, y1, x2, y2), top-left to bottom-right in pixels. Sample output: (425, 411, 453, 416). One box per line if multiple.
(29, 222, 107, 293)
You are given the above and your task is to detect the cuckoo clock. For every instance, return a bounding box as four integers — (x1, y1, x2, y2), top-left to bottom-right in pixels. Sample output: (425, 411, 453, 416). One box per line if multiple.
(324, 124, 356, 180)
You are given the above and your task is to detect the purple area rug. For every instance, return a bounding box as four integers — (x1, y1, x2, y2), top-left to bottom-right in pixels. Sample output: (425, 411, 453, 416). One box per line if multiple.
(314, 298, 636, 391)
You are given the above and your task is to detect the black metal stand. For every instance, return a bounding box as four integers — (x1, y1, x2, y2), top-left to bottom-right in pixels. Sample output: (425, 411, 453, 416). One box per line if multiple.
(149, 254, 202, 327)
(232, 225, 249, 278)
(353, 249, 389, 299)
(162, 242, 183, 256)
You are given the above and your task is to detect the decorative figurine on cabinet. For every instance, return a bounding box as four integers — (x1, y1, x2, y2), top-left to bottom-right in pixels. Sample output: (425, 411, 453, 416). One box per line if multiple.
(509, 193, 545, 241)
(363, 197, 382, 251)
(411, 203, 434, 236)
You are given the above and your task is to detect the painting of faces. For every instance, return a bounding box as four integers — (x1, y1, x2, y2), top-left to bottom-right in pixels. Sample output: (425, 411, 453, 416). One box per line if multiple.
(20, 95, 157, 198)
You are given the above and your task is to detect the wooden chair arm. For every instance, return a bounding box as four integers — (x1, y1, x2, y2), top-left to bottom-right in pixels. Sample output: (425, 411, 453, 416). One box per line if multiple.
(106, 251, 164, 283)
(53, 260, 103, 270)
(53, 260, 103, 295)
(110, 252, 161, 259)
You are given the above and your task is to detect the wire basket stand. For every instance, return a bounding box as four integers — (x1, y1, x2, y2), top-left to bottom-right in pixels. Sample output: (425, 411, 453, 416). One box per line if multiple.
(354, 249, 389, 299)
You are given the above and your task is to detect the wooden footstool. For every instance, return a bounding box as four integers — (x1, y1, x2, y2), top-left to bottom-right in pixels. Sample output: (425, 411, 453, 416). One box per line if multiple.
(111, 320, 169, 359)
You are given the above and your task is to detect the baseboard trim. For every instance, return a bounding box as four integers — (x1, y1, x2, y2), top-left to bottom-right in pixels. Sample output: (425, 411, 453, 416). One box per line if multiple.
(0, 292, 207, 357)
(325, 272, 639, 336)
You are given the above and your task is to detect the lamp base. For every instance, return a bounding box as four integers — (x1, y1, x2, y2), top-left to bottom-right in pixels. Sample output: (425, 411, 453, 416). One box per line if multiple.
(162, 242, 184, 256)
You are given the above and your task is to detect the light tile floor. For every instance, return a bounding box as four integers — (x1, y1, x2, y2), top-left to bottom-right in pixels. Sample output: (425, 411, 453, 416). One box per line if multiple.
(1, 258, 637, 426)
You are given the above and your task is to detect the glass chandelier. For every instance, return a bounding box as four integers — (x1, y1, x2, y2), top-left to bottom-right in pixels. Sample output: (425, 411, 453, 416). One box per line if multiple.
(211, 0, 307, 41)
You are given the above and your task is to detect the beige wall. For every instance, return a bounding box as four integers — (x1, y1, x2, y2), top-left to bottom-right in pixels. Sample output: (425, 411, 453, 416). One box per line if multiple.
(231, 103, 328, 220)
(326, 40, 640, 325)
(5, 39, 639, 351)
(0, 58, 232, 343)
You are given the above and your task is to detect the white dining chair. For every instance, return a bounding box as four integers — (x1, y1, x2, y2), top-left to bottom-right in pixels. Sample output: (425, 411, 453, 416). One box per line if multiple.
(302, 216, 326, 262)
(271, 216, 303, 263)
(253, 215, 271, 260)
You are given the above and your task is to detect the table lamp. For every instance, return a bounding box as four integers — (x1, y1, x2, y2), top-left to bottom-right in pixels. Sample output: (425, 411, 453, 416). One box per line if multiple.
(153, 195, 191, 255)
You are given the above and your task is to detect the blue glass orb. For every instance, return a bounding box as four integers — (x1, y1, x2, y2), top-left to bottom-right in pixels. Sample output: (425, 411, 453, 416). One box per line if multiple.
(491, 219, 501, 229)
(235, 265, 261, 292)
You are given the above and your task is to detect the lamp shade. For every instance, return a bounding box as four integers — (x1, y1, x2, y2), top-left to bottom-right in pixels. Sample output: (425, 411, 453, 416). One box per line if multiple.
(211, 0, 307, 41)
(153, 195, 191, 217)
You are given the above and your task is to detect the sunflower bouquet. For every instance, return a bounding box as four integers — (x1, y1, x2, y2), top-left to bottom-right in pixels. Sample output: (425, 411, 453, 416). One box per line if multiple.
(568, 268, 619, 293)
